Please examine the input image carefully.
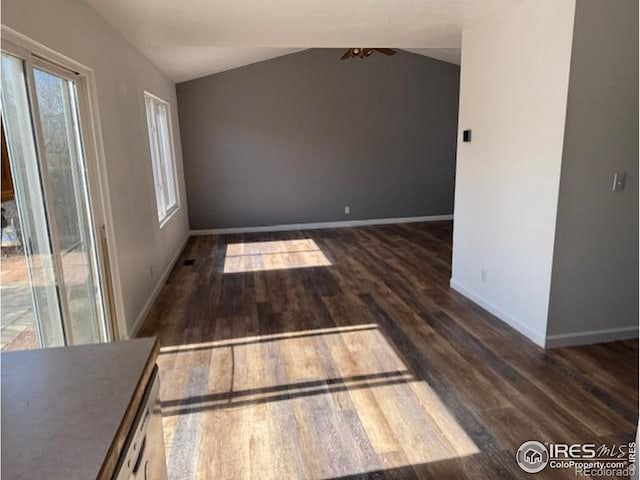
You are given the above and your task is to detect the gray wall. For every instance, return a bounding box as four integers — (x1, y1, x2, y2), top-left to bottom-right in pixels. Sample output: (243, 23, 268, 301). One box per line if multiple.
(177, 49, 459, 230)
(547, 0, 639, 339)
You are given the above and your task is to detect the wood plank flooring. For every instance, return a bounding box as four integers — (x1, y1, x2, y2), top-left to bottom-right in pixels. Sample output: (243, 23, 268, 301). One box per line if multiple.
(138, 221, 638, 479)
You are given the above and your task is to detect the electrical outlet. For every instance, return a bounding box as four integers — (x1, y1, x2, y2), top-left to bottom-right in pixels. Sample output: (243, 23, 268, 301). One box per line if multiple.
(612, 172, 626, 192)
(480, 268, 487, 283)
(344, 206, 351, 215)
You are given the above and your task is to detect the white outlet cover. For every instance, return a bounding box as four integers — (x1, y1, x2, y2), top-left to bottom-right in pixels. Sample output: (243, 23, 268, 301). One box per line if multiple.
(613, 172, 627, 192)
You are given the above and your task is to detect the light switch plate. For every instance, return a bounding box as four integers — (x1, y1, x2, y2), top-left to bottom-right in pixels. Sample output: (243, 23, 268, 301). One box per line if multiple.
(612, 172, 627, 192)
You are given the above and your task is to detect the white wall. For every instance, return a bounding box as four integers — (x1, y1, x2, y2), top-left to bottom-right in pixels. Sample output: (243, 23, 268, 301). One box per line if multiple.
(451, 0, 576, 347)
(546, 0, 639, 347)
(2, 0, 190, 336)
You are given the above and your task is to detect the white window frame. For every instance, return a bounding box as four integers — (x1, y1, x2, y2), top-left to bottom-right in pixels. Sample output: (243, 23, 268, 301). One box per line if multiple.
(144, 91, 179, 227)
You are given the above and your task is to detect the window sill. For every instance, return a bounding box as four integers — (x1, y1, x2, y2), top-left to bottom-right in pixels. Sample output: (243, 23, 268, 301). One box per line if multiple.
(158, 205, 179, 230)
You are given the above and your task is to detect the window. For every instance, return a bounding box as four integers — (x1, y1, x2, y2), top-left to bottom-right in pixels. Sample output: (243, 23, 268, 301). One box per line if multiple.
(144, 92, 178, 225)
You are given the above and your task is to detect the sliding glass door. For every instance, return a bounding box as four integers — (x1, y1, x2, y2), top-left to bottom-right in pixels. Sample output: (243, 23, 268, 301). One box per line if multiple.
(1, 48, 109, 348)
(1, 53, 65, 348)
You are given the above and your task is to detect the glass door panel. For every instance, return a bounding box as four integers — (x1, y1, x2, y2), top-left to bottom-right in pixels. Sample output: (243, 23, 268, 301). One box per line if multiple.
(1, 53, 65, 348)
(32, 65, 106, 345)
(1, 48, 109, 349)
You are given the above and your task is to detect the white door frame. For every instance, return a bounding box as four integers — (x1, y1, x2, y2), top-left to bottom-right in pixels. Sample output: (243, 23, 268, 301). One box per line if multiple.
(1, 26, 128, 341)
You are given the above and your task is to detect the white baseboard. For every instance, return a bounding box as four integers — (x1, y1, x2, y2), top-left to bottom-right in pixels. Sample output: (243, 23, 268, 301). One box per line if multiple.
(449, 278, 547, 348)
(450, 278, 639, 349)
(546, 326, 639, 349)
(128, 235, 189, 339)
(190, 214, 453, 236)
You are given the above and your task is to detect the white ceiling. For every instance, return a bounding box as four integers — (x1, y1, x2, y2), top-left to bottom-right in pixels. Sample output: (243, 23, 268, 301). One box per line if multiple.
(146, 47, 307, 83)
(85, 0, 517, 82)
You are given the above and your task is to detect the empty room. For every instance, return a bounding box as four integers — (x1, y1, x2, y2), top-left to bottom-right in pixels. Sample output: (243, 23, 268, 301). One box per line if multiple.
(0, 0, 638, 479)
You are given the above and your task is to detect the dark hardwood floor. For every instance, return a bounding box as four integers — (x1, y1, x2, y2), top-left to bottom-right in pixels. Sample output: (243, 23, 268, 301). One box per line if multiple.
(138, 221, 638, 479)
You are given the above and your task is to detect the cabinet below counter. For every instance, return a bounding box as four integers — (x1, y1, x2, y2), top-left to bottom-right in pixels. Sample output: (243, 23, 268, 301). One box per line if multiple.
(1, 337, 167, 480)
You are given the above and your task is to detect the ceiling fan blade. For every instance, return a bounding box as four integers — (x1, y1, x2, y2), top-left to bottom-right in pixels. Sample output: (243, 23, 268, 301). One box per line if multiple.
(340, 48, 396, 60)
(374, 48, 397, 56)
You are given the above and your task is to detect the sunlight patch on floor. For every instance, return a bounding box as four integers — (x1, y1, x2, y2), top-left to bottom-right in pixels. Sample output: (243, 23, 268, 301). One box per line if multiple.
(159, 325, 480, 478)
(159, 324, 379, 354)
(223, 239, 331, 273)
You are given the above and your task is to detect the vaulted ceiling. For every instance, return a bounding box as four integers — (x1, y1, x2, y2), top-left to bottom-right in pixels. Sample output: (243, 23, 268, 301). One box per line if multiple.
(84, 0, 518, 82)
